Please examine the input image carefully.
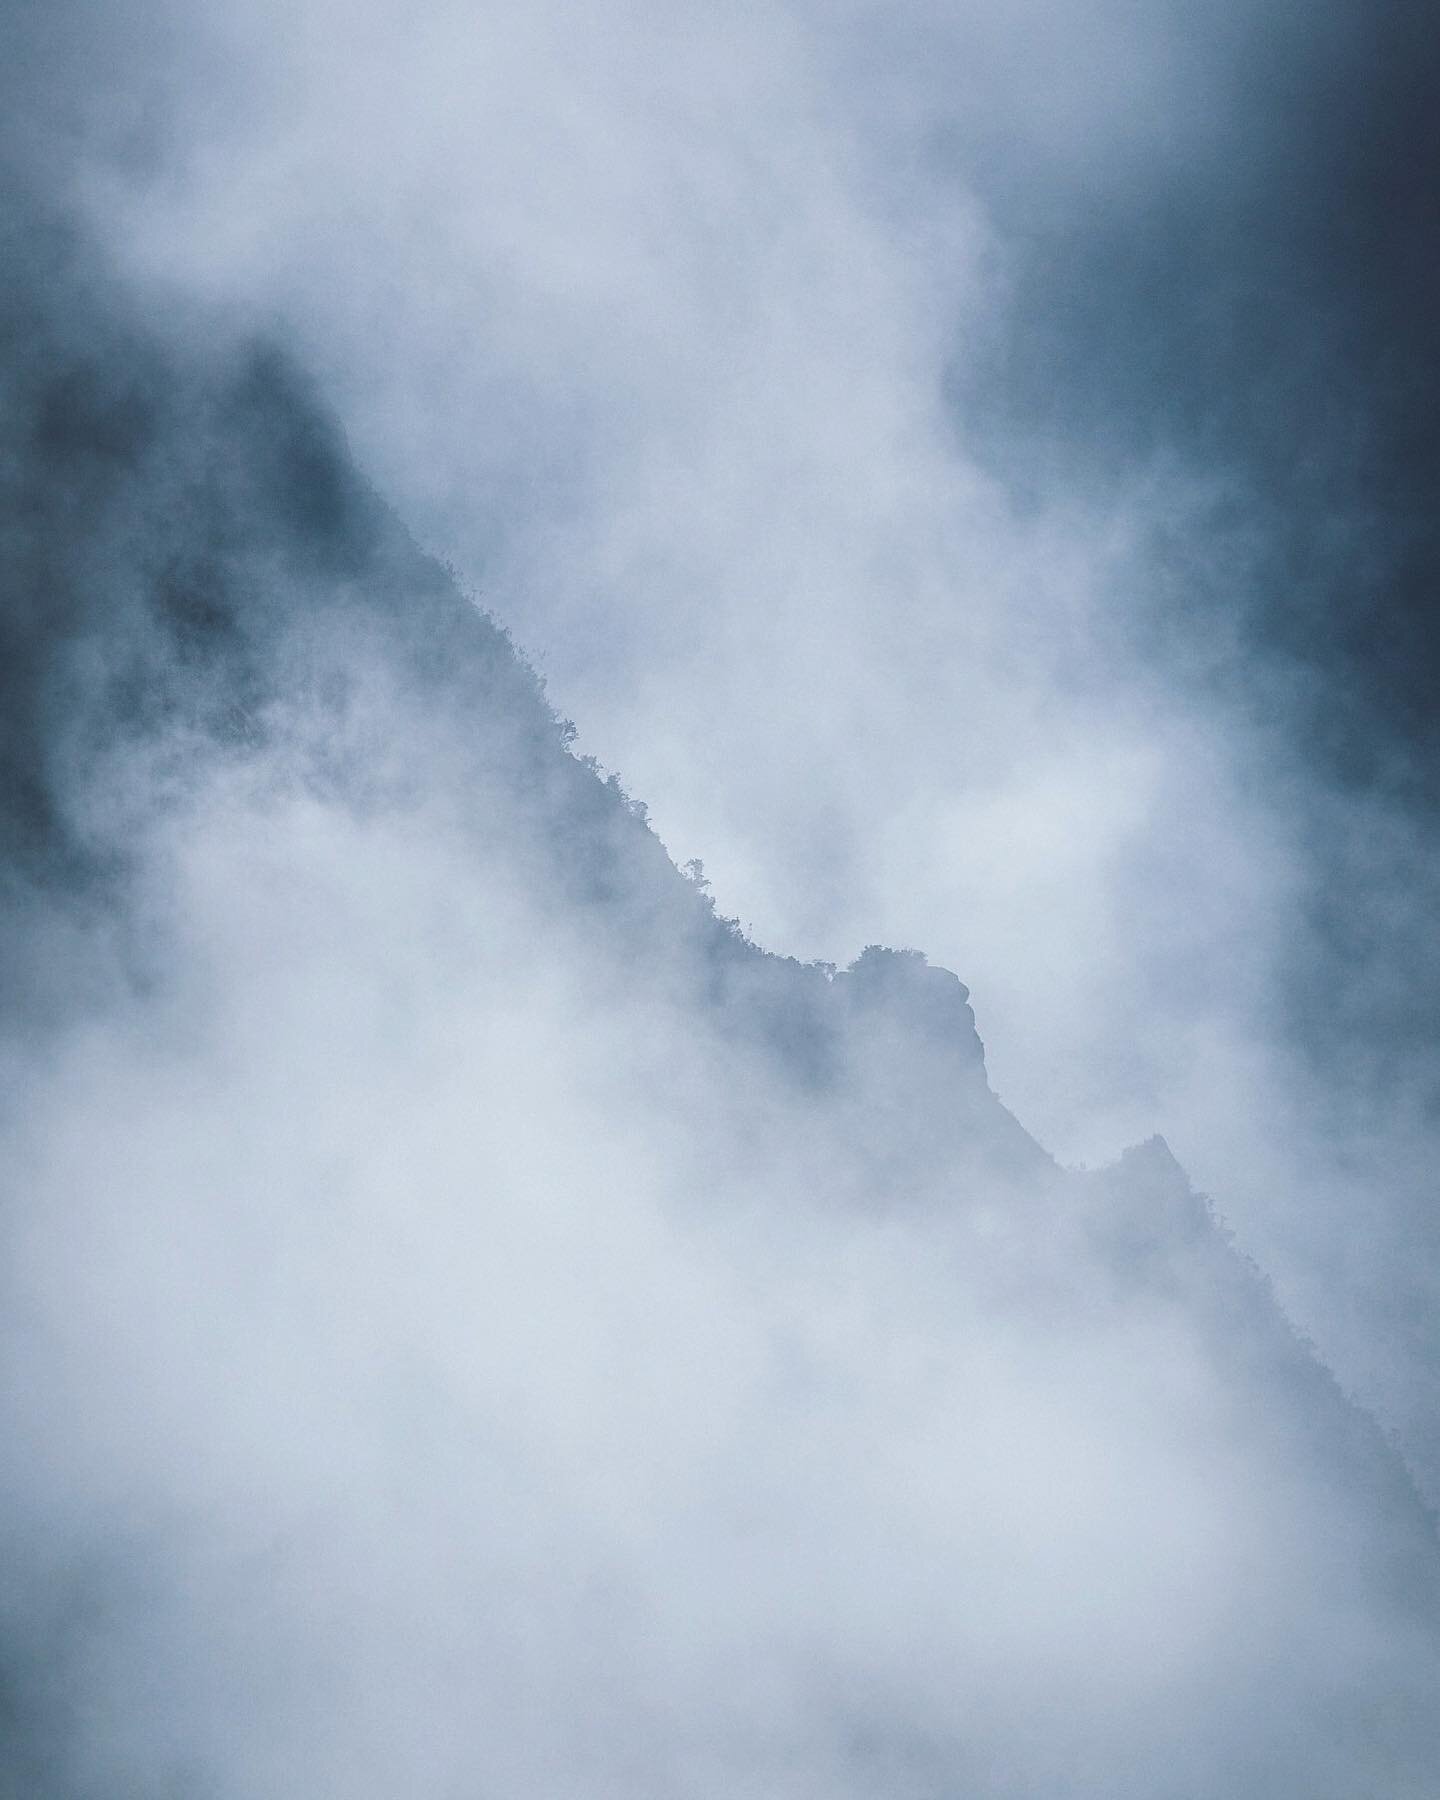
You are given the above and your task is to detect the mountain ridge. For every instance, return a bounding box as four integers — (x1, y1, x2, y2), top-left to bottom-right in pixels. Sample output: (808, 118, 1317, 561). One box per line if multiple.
(4, 185, 1440, 1796)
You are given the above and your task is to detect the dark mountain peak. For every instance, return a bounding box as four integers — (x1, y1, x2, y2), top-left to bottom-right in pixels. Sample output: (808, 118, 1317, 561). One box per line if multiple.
(835, 945, 986, 1070)
(1112, 1131, 1193, 1197)
(1120, 1130, 1183, 1171)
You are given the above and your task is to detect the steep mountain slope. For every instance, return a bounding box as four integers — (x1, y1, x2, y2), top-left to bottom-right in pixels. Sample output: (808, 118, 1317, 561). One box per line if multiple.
(2, 186, 1439, 1798)
(0, 185, 1048, 1189)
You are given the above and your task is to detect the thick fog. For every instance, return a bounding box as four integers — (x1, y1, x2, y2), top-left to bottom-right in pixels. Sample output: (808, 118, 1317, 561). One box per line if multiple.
(20, 0, 1436, 1476)
(3, 0, 1439, 1792)
(3, 622, 1437, 1795)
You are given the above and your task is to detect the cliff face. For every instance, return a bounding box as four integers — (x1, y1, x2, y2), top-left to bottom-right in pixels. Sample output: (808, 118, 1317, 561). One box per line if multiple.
(3, 193, 1440, 1798)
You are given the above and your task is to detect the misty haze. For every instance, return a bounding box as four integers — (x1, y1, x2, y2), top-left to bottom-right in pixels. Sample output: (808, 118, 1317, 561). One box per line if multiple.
(2, 2, 1439, 1795)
